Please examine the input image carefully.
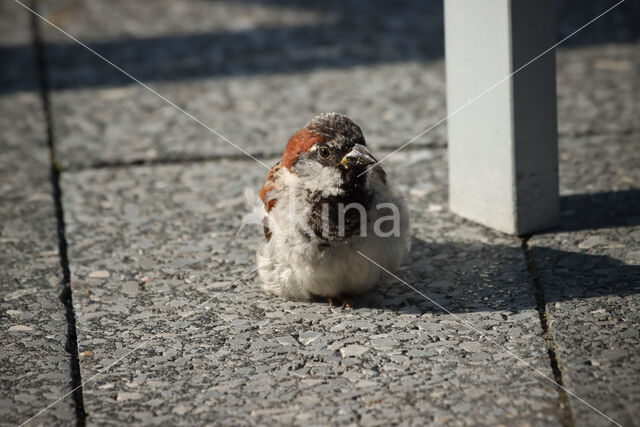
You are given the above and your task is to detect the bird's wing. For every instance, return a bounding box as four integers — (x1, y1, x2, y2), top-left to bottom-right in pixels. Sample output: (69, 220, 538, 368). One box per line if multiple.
(259, 161, 281, 240)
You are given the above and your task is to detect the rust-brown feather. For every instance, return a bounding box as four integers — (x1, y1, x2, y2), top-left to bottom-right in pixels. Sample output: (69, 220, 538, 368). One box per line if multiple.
(259, 162, 280, 213)
(259, 126, 325, 240)
(280, 128, 323, 171)
(259, 162, 281, 240)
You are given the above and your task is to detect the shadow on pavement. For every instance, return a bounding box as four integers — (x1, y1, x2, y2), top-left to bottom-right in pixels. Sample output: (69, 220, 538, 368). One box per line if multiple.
(2, 0, 639, 93)
(555, 189, 640, 232)
(354, 184, 640, 313)
(356, 238, 638, 314)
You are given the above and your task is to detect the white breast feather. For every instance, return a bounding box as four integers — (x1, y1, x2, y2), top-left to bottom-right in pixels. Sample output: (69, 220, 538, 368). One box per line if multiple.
(257, 168, 410, 300)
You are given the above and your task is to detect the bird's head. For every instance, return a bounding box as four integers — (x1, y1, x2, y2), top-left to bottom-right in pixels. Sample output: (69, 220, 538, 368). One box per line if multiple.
(280, 113, 377, 195)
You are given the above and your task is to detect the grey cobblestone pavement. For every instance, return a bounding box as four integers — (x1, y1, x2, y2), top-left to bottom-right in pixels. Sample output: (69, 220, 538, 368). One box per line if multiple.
(59, 152, 561, 425)
(528, 133, 640, 427)
(0, 5, 76, 425)
(0, 89, 78, 427)
(1, 0, 639, 425)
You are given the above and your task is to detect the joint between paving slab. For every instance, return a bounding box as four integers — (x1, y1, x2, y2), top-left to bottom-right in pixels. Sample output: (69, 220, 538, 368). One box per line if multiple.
(30, 1, 87, 425)
(521, 236, 576, 427)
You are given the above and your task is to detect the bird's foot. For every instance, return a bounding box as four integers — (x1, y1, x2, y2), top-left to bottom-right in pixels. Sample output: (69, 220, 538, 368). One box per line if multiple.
(327, 296, 354, 310)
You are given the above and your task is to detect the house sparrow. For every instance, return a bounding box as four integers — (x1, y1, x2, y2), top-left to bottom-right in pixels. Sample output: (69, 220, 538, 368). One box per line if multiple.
(257, 113, 410, 301)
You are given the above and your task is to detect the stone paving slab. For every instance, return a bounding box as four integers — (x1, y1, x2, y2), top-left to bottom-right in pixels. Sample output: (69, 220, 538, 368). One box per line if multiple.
(0, 41, 76, 427)
(529, 133, 640, 427)
(2, 1, 636, 425)
(46, 61, 448, 170)
(0, 4, 77, 426)
(37, 0, 444, 85)
(36, 0, 445, 169)
(0, 1, 39, 94)
(60, 149, 563, 425)
(556, 43, 639, 138)
(34, 0, 637, 169)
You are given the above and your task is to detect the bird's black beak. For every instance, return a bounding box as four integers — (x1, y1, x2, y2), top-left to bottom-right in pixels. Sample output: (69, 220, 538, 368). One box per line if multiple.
(339, 144, 376, 169)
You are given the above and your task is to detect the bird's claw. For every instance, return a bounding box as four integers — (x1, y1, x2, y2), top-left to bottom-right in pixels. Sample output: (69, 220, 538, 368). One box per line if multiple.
(327, 297, 353, 310)
(341, 301, 353, 310)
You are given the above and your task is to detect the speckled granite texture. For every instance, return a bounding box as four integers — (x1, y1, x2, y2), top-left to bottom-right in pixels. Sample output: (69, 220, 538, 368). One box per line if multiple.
(0, 6, 76, 423)
(1, 0, 638, 425)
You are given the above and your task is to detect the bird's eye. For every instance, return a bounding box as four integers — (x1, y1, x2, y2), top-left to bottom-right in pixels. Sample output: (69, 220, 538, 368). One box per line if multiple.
(318, 146, 331, 158)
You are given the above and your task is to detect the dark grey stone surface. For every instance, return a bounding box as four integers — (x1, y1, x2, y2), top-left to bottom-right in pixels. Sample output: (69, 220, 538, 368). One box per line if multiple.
(35, 0, 639, 169)
(529, 132, 640, 427)
(46, 61, 448, 170)
(61, 151, 562, 425)
(556, 43, 639, 137)
(0, 5, 76, 422)
(37, 0, 446, 169)
(2, 0, 637, 424)
(0, 1, 39, 93)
